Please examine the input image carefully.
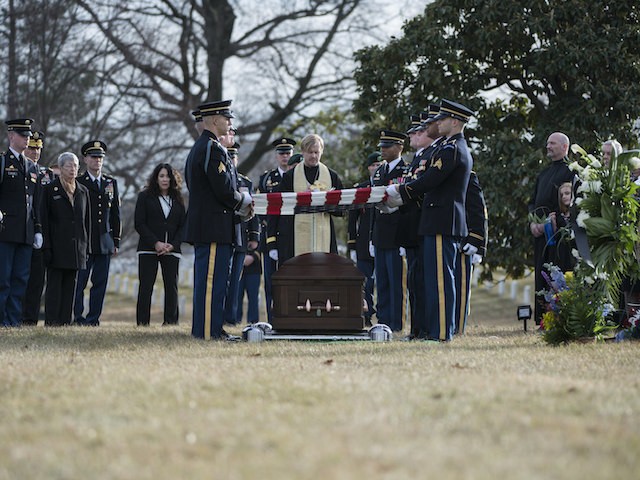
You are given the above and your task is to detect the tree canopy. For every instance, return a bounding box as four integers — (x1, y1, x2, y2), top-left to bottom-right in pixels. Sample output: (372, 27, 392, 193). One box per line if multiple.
(353, 0, 640, 278)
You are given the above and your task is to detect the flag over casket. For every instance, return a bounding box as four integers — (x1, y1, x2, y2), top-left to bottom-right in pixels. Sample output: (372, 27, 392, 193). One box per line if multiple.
(252, 186, 388, 215)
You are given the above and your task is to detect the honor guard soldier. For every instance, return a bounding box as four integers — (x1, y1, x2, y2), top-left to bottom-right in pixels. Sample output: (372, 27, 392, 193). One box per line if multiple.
(257, 137, 296, 322)
(192, 109, 204, 135)
(370, 130, 409, 333)
(23, 131, 55, 325)
(73, 140, 121, 326)
(184, 99, 252, 340)
(386, 99, 474, 341)
(0, 119, 41, 327)
(455, 171, 488, 334)
(348, 151, 382, 326)
(224, 142, 260, 325)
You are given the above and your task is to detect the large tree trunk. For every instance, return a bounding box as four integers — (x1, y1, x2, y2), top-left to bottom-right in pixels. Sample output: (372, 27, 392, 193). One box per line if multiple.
(6, 0, 18, 117)
(201, 0, 235, 100)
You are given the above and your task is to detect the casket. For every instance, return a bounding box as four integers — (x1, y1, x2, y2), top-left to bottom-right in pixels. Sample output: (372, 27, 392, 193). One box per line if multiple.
(271, 252, 365, 331)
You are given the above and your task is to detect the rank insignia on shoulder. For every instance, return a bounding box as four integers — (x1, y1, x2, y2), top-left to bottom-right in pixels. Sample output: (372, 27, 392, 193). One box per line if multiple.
(431, 158, 443, 170)
(218, 162, 226, 174)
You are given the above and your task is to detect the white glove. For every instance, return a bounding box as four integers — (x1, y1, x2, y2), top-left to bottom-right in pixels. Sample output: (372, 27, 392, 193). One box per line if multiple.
(349, 250, 357, 263)
(461, 243, 478, 256)
(377, 204, 399, 214)
(385, 185, 403, 208)
(368, 242, 375, 258)
(268, 249, 278, 262)
(472, 254, 483, 265)
(0, 210, 3, 222)
(33, 233, 43, 250)
(399, 247, 406, 257)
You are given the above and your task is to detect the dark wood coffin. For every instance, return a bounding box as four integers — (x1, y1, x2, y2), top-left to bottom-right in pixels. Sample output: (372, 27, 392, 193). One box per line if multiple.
(271, 252, 365, 332)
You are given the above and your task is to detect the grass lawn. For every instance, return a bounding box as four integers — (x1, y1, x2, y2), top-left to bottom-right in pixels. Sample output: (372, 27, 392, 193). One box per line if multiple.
(1, 284, 639, 480)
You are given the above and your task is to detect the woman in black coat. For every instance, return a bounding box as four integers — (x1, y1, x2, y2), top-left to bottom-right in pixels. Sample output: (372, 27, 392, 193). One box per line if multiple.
(135, 163, 186, 325)
(41, 152, 90, 326)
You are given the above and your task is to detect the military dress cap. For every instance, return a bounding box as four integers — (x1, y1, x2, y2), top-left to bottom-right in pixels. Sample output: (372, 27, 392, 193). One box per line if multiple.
(191, 109, 203, 123)
(377, 130, 408, 147)
(5, 118, 34, 136)
(287, 153, 303, 166)
(406, 114, 423, 134)
(28, 131, 45, 148)
(271, 137, 296, 152)
(433, 99, 474, 123)
(198, 99, 234, 118)
(422, 103, 441, 124)
(82, 140, 108, 157)
(227, 142, 240, 157)
(365, 151, 382, 167)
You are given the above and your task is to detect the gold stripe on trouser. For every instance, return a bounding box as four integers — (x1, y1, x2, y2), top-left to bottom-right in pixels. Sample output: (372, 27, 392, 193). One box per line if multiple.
(458, 257, 467, 332)
(436, 235, 446, 340)
(401, 256, 408, 330)
(204, 243, 217, 340)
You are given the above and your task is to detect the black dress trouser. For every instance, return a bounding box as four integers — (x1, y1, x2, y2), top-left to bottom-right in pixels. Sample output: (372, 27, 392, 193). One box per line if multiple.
(45, 268, 77, 326)
(136, 253, 180, 325)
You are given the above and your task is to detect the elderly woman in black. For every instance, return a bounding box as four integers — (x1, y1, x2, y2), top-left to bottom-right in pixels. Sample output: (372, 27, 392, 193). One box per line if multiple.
(135, 163, 186, 325)
(41, 152, 90, 326)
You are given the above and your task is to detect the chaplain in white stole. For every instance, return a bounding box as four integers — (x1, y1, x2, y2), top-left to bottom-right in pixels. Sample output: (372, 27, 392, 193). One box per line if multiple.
(293, 134, 340, 256)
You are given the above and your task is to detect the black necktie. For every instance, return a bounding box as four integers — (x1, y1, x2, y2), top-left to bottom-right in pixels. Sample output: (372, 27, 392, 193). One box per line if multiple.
(94, 178, 100, 190)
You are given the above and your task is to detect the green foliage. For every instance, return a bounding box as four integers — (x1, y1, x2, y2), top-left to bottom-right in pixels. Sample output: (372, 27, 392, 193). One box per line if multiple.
(353, 0, 640, 277)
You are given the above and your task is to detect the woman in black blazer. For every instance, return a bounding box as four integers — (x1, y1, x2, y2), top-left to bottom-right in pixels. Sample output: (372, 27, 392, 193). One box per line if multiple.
(134, 163, 186, 325)
(41, 152, 90, 326)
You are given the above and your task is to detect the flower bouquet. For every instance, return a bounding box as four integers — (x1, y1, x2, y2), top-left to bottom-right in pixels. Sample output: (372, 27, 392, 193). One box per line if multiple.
(539, 143, 640, 344)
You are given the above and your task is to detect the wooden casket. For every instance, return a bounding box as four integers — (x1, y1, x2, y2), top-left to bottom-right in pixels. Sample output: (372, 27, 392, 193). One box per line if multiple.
(271, 252, 365, 332)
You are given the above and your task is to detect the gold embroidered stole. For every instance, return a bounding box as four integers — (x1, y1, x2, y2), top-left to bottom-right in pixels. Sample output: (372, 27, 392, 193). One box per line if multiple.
(293, 162, 332, 256)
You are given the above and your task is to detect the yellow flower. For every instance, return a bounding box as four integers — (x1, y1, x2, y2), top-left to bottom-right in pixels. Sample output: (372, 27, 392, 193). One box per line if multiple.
(564, 271, 573, 281)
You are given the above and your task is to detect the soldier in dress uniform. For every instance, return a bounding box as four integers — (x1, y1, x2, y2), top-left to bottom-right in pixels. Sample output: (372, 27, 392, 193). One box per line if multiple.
(0, 119, 42, 327)
(386, 99, 474, 341)
(348, 151, 382, 327)
(73, 140, 121, 326)
(23, 131, 55, 325)
(192, 109, 204, 135)
(223, 142, 260, 325)
(257, 137, 296, 322)
(184, 99, 252, 340)
(455, 171, 488, 334)
(370, 130, 409, 333)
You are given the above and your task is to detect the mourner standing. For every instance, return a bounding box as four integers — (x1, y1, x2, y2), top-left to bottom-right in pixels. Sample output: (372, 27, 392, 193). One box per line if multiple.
(23, 131, 55, 325)
(41, 153, 90, 326)
(184, 100, 252, 340)
(527, 132, 575, 326)
(0, 119, 41, 327)
(134, 163, 186, 326)
(73, 140, 121, 326)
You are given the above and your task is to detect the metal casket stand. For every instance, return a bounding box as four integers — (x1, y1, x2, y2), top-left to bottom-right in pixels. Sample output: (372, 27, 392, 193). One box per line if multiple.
(242, 252, 391, 342)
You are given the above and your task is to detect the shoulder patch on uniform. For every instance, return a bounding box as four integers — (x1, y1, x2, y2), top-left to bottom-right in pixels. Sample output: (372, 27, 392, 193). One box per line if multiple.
(430, 158, 443, 170)
(218, 162, 226, 174)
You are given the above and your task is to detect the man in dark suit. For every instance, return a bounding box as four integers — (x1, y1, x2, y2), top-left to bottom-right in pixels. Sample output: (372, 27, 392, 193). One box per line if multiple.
(348, 152, 381, 327)
(387, 99, 474, 341)
(371, 130, 409, 333)
(23, 131, 55, 325)
(257, 137, 296, 322)
(184, 99, 252, 340)
(0, 119, 41, 327)
(73, 140, 121, 326)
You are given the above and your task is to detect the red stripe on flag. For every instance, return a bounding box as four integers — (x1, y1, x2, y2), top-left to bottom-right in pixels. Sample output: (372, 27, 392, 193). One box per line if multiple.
(297, 191, 312, 207)
(266, 192, 283, 215)
(354, 187, 371, 204)
(325, 189, 342, 205)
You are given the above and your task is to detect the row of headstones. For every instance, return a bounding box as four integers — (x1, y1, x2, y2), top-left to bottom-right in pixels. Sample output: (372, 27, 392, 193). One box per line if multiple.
(472, 267, 532, 304)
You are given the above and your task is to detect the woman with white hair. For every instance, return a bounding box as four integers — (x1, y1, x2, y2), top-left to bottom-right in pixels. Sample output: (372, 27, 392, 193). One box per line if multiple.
(41, 152, 90, 326)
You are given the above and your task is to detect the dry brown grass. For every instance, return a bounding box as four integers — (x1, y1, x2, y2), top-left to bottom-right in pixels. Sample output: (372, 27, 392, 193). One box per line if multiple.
(1, 286, 639, 480)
